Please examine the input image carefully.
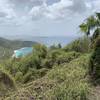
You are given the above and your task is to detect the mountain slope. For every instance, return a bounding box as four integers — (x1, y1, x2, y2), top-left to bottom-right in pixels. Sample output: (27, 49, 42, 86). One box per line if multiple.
(0, 37, 37, 59)
(4, 54, 91, 100)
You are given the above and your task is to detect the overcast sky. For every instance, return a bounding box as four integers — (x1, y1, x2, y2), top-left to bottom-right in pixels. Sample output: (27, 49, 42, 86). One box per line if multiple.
(0, 0, 100, 37)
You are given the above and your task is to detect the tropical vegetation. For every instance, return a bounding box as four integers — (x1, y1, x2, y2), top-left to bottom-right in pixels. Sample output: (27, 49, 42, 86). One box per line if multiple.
(0, 12, 100, 100)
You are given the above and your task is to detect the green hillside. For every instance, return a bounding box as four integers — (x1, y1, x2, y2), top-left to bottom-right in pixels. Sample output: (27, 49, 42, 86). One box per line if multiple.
(0, 37, 99, 100)
(4, 54, 90, 100)
(0, 37, 94, 100)
(0, 37, 37, 60)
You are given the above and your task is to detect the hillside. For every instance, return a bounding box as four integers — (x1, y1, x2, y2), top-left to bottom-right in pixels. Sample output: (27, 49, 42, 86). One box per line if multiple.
(0, 37, 37, 59)
(0, 36, 92, 100)
(0, 37, 37, 49)
(0, 36, 99, 100)
(4, 54, 91, 100)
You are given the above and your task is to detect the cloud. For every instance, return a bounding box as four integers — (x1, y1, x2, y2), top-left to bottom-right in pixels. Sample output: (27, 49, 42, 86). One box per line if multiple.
(0, 0, 16, 19)
(9, 0, 45, 11)
(91, 0, 100, 12)
(0, 0, 100, 25)
(69, 0, 88, 13)
(0, 12, 7, 17)
(29, 0, 73, 20)
(29, 0, 94, 20)
(29, 3, 47, 20)
(45, 0, 73, 19)
(46, 0, 60, 5)
(0, 0, 47, 25)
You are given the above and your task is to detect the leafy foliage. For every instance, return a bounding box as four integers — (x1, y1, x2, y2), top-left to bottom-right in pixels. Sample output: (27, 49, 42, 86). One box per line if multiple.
(79, 13, 100, 36)
(4, 54, 90, 100)
(89, 36, 100, 83)
(0, 34, 94, 100)
(0, 68, 16, 98)
(64, 37, 90, 53)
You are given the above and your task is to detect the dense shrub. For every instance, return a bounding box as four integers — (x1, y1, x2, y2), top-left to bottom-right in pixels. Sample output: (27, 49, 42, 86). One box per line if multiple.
(0, 69, 15, 88)
(42, 51, 81, 68)
(41, 49, 65, 68)
(0, 69, 16, 97)
(55, 51, 80, 65)
(64, 37, 90, 53)
(46, 81, 89, 100)
(18, 55, 42, 73)
(33, 44, 47, 58)
(45, 55, 90, 100)
(89, 36, 100, 83)
(22, 68, 48, 83)
(5, 55, 90, 100)
(14, 72, 23, 82)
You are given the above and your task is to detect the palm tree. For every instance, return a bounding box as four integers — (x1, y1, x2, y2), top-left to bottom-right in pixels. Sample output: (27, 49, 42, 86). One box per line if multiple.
(79, 13, 100, 50)
(79, 13, 100, 38)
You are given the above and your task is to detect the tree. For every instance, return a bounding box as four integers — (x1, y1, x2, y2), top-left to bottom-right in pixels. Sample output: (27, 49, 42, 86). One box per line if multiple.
(33, 44, 47, 58)
(79, 13, 100, 38)
(58, 43, 62, 49)
(89, 36, 100, 83)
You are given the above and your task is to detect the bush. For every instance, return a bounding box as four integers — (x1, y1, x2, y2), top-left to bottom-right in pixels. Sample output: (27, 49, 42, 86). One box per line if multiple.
(46, 81, 89, 100)
(64, 37, 90, 53)
(89, 36, 100, 82)
(42, 49, 65, 68)
(0, 69, 16, 97)
(55, 51, 81, 65)
(45, 55, 90, 100)
(3, 54, 90, 100)
(33, 44, 47, 58)
(42, 51, 81, 68)
(15, 72, 23, 82)
(22, 68, 48, 83)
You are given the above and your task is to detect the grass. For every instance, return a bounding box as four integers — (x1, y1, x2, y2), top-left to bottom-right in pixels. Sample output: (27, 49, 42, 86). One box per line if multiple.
(3, 54, 91, 100)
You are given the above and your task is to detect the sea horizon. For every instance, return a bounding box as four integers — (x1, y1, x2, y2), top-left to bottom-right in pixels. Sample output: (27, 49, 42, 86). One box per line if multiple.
(0, 35, 80, 47)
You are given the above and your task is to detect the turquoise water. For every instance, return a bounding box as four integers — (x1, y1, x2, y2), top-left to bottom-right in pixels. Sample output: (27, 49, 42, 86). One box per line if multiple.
(14, 47, 33, 58)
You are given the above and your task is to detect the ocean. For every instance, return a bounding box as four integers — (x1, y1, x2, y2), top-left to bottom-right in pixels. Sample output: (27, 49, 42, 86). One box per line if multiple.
(4, 35, 80, 47)
(24, 36, 79, 47)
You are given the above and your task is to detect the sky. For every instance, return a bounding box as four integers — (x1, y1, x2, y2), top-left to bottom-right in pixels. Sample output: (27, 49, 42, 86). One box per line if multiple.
(0, 0, 100, 38)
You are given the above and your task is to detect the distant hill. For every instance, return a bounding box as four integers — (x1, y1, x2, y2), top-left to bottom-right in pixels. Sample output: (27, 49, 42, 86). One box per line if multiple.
(1, 35, 79, 47)
(0, 37, 38, 59)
